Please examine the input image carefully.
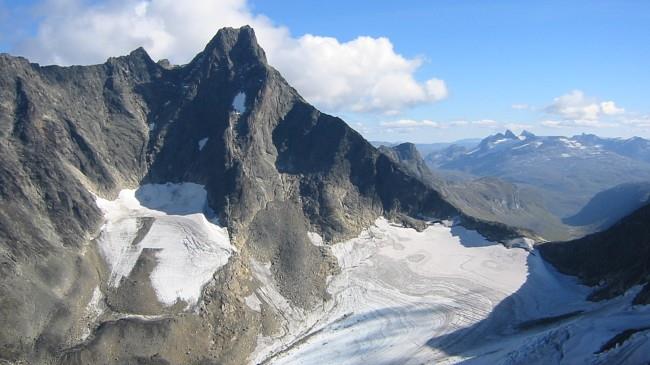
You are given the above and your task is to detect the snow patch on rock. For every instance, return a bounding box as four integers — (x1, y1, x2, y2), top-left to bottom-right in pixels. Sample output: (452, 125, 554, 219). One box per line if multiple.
(198, 137, 208, 151)
(233, 92, 246, 114)
(245, 293, 263, 312)
(80, 286, 105, 340)
(307, 232, 324, 246)
(95, 183, 234, 308)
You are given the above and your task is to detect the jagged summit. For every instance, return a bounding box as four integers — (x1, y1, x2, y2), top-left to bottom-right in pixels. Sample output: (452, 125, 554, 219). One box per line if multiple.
(520, 130, 536, 138)
(391, 142, 422, 160)
(194, 25, 267, 66)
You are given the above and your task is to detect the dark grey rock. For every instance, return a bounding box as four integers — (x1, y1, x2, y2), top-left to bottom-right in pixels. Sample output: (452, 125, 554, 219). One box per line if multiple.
(540, 203, 650, 303)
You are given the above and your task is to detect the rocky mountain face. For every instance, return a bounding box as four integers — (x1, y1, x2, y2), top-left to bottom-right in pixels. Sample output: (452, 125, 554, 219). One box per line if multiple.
(425, 130, 650, 219)
(380, 143, 569, 240)
(563, 181, 650, 231)
(540, 203, 650, 304)
(0, 26, 524, 365)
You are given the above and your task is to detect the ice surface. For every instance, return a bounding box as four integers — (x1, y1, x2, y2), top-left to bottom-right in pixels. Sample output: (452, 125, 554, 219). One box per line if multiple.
(198, 137, 208, 151)
(252, 218, 650, 364)
(233, 92, 246, 114)
(252, 218, 532, 363)
(95, 183, 234, 308)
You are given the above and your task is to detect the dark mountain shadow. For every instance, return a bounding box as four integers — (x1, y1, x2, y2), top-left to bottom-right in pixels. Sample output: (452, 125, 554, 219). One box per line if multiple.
(271, 305, 455, 365)
(450, 225, 495, 248)
(133, 183, 217, 219)
(425, 252, 589, 361)
(563, 182, 650, 230)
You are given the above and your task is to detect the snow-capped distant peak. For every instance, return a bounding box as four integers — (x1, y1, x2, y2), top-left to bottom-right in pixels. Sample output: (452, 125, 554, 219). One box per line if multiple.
(560, 138, 586, 150)
(232, 92, 246, 114)
(504, 129, 517, 139)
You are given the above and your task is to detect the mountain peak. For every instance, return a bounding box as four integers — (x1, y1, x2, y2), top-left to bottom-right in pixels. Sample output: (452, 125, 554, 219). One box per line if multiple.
(392, 142, 423, 161)
(520, 130, 536, 138)
(199, 25, 267, 65)
(504, 129, 517, 139)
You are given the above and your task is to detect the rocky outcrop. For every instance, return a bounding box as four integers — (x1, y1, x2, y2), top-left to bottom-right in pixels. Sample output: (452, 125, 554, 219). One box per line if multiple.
(380, 143, 558, 240)
(540, 203, 650, 303)
(0, 26, 522, 364)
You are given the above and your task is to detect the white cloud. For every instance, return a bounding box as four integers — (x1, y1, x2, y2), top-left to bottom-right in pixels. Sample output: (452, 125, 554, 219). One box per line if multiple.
(540, 120, 562, 128)
(380, 119, 440, 129)
(472, 119, 499, 126)
(449, 120, 469, 126)
(14, 0, 447, 114)
(540, 119, 618, 129)
(381, 118, 516, 131)
(622, 115, 650, 128)
(600, 101, 624, 115)
(545, 90, 624, 121)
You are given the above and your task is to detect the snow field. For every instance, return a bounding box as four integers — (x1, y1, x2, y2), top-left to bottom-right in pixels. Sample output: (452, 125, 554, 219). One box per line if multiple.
(95, 183, 234, 308)
(253, 218, 649, 364)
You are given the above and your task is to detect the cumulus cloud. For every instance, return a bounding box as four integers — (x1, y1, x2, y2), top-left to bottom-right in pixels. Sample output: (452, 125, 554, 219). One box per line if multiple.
(13, 0, 447, 114)
(381, 118, 514, 132)
(540, 119, 618, 129)
(600, 101, 625, 115)
(380, 119, 440, 128)
(545, 90, 624, 121)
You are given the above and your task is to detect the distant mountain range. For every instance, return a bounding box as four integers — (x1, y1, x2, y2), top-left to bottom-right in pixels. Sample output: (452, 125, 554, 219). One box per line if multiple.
(371, 138, 481, 157)
(379, 142, 571, 241)
(424, 130, 650, 221)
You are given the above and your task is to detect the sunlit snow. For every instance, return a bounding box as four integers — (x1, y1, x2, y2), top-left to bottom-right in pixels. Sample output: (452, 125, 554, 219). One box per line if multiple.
(95, 183, 234, 308)
(251, 218, 650, 364)
(233, 92, 246, 114)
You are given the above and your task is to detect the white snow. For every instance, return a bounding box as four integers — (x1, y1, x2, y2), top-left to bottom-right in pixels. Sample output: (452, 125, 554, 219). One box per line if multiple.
(80, 286, 105, 340)
(513, 141, 544, 150)
(560, 138, 586, 150)
(512, 142, 531, 150)
(232, 92, 247, 114)
(307, 232, 324, 246)
(197, 137, 208, 151)
(252, 218, 535, 364)
(95, 183, 234, 308)
(245, 293, 263, 312)
(251, 218, 650, 364)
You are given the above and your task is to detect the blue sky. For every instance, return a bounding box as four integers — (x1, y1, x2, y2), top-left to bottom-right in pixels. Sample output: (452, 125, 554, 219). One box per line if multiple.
(1, 0, 649, 142)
